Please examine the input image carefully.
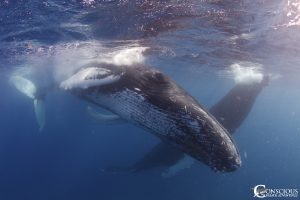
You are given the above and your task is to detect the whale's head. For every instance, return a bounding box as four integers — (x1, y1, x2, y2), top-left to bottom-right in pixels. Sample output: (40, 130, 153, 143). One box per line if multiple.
(197, 117, 242, 172)
(163, 105, 242, 173)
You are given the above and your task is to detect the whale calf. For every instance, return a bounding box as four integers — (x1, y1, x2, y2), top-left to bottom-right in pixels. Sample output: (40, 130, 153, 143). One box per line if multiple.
(60, 63, 241, 172)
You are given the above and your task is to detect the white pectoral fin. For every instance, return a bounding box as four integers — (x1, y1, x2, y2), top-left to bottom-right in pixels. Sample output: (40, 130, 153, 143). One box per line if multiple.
(34, 99, 46, 131)
(10, 75, 46, 131)
(10, 75, 37, 99)
(86, 106, 124, 124)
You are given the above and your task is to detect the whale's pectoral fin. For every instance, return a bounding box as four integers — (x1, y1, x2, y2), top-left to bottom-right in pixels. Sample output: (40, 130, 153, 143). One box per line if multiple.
(10, 75, 37, 99)
(34, 99, 46, 131)
(86, 106, 125, 124)
(10, 75, 46, 131)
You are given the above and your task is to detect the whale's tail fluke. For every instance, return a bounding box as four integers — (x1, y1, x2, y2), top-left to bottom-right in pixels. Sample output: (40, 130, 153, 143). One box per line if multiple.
(10, 75, 46, 131)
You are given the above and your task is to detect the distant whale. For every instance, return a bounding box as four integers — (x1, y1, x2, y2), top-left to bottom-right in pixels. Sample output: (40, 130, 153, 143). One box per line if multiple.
(59, 62, 241, 172)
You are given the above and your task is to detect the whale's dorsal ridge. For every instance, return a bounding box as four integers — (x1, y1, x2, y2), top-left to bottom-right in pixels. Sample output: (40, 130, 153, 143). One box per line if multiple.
(34, 99, 46, 131)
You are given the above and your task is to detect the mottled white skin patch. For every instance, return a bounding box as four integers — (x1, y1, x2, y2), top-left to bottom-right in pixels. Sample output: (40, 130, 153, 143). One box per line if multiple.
(86, 89, 180, 137)
(87, 88, 240, 170)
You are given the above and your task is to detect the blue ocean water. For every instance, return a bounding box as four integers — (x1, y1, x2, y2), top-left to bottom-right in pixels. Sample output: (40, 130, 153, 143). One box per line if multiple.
(0, 0, 300, 199)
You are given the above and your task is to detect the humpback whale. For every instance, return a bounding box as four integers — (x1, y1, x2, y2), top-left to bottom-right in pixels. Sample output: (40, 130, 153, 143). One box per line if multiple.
(9, 49, 241, 172)
(10, 58, 270, 174)
(103, 72, 269, 175)
(59, 62, 241, 172)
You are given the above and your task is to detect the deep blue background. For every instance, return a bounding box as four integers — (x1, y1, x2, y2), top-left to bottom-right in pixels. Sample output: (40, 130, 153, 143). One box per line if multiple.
(0, 0, 300, 199)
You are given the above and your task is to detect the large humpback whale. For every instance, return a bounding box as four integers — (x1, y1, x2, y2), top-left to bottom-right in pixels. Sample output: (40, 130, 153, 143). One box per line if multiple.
(103, 68, 269, 175)
(58, 62, 241, 172)
(9, 47, 241, 172)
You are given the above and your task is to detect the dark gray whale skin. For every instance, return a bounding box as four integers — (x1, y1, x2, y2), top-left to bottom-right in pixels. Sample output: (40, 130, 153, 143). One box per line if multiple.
(104, 75, 269, 174)
(68, 63, 241, 172)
